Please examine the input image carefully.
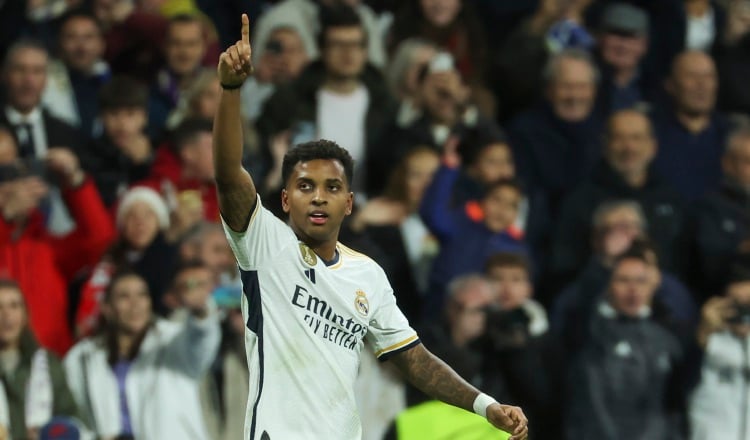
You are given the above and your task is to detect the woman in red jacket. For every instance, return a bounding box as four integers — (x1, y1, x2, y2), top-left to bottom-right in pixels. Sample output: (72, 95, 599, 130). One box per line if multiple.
(0, 148, 116, 356)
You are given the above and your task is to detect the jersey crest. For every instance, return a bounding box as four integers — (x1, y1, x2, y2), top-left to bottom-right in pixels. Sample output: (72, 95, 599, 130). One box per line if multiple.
(299, 243, 318, 266)
(354, 290, 369, 317)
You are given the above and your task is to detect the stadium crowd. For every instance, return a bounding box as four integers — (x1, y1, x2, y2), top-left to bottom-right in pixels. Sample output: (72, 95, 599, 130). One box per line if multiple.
(0, 0, 749, 439)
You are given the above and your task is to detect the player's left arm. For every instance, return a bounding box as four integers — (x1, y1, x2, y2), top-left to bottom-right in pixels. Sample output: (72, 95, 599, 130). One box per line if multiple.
(388, 343, 529, 440)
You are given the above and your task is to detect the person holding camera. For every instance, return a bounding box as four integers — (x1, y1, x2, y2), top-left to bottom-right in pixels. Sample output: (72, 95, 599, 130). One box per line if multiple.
(0, 129, 115, 355)
(688, 266, 750, 440)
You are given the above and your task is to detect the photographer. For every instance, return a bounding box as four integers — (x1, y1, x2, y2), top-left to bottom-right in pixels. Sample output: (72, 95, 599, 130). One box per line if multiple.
(0, 126, 115, 355)
(689, 266, 750, 440)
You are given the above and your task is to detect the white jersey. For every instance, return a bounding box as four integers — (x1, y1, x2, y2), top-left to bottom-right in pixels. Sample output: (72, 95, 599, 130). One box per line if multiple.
(222, 196, 419, 440)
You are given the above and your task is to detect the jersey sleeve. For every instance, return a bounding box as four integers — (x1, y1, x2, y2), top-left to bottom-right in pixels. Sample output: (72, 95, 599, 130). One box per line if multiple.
(221, 194, 297, 271)
(366, 272, 420, 361)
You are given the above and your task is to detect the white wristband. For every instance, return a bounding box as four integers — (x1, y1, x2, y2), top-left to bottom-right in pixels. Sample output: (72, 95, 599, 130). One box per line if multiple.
(472, 393, 498, 419)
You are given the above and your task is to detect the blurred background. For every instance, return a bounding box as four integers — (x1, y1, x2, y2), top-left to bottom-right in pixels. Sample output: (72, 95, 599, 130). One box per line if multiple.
(0, 0, 749, 439)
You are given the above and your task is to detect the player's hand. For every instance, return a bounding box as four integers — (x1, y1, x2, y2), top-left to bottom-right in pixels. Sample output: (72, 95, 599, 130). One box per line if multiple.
(218, 14, 254, 88)
(487, 403, 528, 440)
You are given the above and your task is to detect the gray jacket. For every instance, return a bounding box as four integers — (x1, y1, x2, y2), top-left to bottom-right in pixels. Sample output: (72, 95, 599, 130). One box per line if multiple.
(565, 301, 683, 440)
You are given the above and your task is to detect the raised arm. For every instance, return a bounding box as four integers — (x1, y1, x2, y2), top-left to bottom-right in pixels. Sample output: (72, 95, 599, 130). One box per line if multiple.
(389, 344, 529, 440)
(214, 13, 258, 232)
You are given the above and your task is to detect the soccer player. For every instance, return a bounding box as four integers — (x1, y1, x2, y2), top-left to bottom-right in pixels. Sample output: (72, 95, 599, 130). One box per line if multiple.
(213, 14, 529, 440)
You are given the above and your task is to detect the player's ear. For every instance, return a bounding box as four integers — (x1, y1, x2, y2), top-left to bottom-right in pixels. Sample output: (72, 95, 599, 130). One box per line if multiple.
(345, 191, 353, 216)
(281, 188, 290, 213)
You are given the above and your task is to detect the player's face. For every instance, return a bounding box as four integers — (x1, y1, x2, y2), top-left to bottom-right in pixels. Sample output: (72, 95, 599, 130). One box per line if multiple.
(282, 159, 353, 248)
(104, 275, 153, 336)
(0, 287, 27, 349)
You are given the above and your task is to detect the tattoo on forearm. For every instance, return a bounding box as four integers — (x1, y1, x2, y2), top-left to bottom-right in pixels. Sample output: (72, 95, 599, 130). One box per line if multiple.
(217, 178, 257, 232)
(391, 344, 479, 411)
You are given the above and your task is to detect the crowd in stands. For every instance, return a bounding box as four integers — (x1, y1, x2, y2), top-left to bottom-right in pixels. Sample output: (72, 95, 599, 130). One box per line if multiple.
(0, 0, 750, 439)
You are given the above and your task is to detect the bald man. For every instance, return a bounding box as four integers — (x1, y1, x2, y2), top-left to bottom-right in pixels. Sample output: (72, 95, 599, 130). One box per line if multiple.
(651, 50, 730, 201)
(551, 109, 684, 286)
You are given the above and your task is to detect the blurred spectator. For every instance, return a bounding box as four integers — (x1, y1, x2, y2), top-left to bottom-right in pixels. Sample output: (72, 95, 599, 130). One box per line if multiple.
(64, 270, 220, 439)
(241, 26, 311, 124)
(347, 147, 440, 321)
(389, 0, 493, 115)
(251, 0, 386, 69)
(420, 139, 526, 316)
(43, 13, 110, 140)
(95, 0, 168, 82)
(0, 280, 79, 440)
(81, 76, 153, 208)
(167, 69, 221, 128)
(716, 0, 750, 115)
(0, 145, 115, 355)
(385, 38, 437, 123)
(685, 127, 750, 299)
(482, 253, 561, 440)
(417, 274, 495, 400)
(494, 0, 594, 120)
(594, 3, 653, 115)
(149, 15, 211, 137)
(552, 110, 685, 286)
(564, 246, 684, 439)
(178, 222, 237, 288)
(1, 40, 86, 234)
(76, 186, 176, 336)
(371, 54, 499, 196)
(689, 266, 750, 440)
(143, 118, 219, 224)
(257, 5, 395, 196)
(652, 50, 730, 200)
(553, 206, 696, 351)
(508, 48, 604, 214)
(684, 0, 723, 51)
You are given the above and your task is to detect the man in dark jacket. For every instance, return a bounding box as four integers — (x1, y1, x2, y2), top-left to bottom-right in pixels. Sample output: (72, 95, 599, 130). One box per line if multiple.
(686, 127, 750, 300)
(651, 50, 730, 201)
(508, 48, 604, 215)
(565, 247, 685, 440)
(551, 109, 684, 285)
(0, 40, 86, 235)
(256, 5, 396, 198)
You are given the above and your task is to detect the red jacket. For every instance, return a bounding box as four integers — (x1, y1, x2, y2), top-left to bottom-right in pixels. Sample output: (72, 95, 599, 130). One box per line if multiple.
(0, 179, 116, 356)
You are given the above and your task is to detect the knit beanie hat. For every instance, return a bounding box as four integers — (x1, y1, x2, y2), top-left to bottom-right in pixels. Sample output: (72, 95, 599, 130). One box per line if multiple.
(116, 186, 170, 231)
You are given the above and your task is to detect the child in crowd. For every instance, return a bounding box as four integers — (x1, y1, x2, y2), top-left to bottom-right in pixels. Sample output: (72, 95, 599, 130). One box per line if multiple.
(420, 137, 527, 317)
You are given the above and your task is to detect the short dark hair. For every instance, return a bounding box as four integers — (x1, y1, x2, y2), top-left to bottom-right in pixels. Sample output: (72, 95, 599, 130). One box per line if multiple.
(104, 270, 147, 303)
(613, 239, 654, 268)
(98, 76, 148, 112)
(172, 117, 213, 150)
(281, 139, 354, 188)
(484, 252, 531, 275)
(458, 126, 508, 166)
(0, 279, 21, 293)
(317, 5, 366, 49)
(484, 178, 523, 198)
(726, 259, 750, 286)
(170, 259, 210, 288)
(60, 11, 102, 37)
(3, 39, 48, 70)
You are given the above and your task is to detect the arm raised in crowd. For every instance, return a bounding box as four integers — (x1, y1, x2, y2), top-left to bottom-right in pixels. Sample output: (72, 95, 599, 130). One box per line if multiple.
(213, 14, 258, 232)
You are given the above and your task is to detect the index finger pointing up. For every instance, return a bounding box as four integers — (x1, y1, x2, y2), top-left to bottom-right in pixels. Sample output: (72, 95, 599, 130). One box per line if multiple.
(241, 13, 250, 44)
